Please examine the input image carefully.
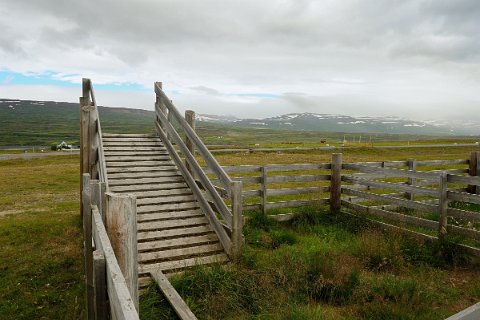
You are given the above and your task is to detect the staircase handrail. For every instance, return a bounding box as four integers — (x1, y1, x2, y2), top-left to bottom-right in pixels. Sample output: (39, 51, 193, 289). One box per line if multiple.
(81, 78, 109, 190)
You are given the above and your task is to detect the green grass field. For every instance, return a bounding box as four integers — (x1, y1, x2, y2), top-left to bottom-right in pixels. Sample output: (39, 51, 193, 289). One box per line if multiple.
(1, 144, 480, 319)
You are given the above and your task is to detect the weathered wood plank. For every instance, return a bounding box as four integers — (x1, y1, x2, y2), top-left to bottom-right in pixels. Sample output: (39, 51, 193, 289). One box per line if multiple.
(105, 193, 138, 310)
(445, 302, 480, 320)
(108, 176, 184, 187)
(137, 201, 199, 214)
(106, 161, 174, 167)
(447, 207, 480, 222)
(417, 159, 468, 166)
(266, 199, 328, 209)
(150, 270, 198, 320)
(448, 174, 480, 186)
(267, 174, 331, 183)
(137, 225, 213, 242)
(106, 165, 177, 174)
(267, 186, 329, 196)
(91, 206, 139, 319)
(330, 153, 342, 214)
(93, 250, 107, 320)
(103, 141, 164, 146)
(108, 170, 180, 180)
(448, 191, 480, 204)
(342, 176, 438, 197)
(139, 243, 223, 263)
(138, 234, 219, 252)
(109, 182, 188, 193)
(104, 146, 167, 152)
(343, 163, 438, 181)
(103, 133, 156, 138)
(342, 187, 439, 213)
(128, 188, 192, 199)
(137, 209, 204, 223)
(104, 151, 169, 156)
(137, 195, 196, 206)
(137, 217, 208, 232)
(342, 200, 438, 230)
(105, 155, 172, 162)
(139, 253, 229, 274)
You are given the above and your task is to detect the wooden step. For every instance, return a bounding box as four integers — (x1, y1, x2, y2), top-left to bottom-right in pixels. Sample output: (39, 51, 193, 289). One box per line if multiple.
(137, 234, 219, 252)
(104, 146, 167, 152)
(106, 165, 176, 174)
(137, 195, 196, 206)
(139, 253, 229, 274)
(104, 151, 169, 157)
(108, 176, 184, 187)
(137, 217, 208, 232)
(137, 209, 204, 223)
(103, 137, 161, 142)
(106, 161, 174, 167)
(109, 182, 188, 193)
(131, 188, 192, 199)
(108, 170, 180, 180)
(137, 201, 199, 214)
(138, 243, 223, 263)
(103, 141, 164, 147)
(138, 225, 214, 242)
(105, 155, 172, 162)
(103, 133, 156, 138)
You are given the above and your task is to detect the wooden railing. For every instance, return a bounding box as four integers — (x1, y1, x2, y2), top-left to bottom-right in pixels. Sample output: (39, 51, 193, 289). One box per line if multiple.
(81, 79, 139, 319)
(80, 78, 109, 190)
(154, 82, 243, 258)
(339, 154, 480, 256)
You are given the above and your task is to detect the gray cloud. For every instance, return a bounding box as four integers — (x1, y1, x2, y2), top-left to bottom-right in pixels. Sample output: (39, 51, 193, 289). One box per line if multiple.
(0, 0, 479, 121)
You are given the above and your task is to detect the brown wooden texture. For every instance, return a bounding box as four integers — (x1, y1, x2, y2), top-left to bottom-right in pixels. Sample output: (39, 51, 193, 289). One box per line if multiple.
(330, 153, 342, 214)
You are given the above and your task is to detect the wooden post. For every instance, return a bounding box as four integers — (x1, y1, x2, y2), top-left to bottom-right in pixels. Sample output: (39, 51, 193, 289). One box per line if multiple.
(261, 167, 268, 214)
(438, 171, 449, 242)
(185, 110, 196, 175)
(93, 250, 107, 320)
(167, 109, 172, 143)
(330, 153, 342, 214)
(155, 82, 167, 132)
(105, 192, 139, 310)
(468, 151, 480, 194)
(82, 174, 95, 320)
(231, 181, 243, 260)
(80, 96, 90, 219)
(406, 158, 417, 200)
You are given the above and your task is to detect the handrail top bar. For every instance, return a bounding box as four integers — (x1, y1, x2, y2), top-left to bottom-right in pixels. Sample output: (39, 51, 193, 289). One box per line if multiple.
(154, 82, 233, 188)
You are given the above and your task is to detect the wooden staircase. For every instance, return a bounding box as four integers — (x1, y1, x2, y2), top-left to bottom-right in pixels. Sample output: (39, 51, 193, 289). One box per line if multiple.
(102, 133, 229, 289)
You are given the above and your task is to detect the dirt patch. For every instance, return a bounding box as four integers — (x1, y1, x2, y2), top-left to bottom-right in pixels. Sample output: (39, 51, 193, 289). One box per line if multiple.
(0, 209, 23, 218)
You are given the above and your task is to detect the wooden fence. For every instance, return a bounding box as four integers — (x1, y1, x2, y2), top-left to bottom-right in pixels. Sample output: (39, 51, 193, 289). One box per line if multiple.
(212, 152, 480, 256)
(154, 82, 243, 259)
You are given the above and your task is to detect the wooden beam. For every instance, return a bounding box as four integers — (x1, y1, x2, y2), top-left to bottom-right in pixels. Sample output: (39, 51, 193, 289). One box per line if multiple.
(438, 172, 448, 242)
(330, 153, 342, 214)
(93, 250, 107, 320)
(82, 174, 95, 320)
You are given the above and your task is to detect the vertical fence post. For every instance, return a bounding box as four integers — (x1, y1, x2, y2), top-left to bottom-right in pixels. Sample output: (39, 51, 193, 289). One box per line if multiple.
(469, 151, 480, 194)
(105, 192, 139, 310)
(231, 181, 244, 260)
(185, 110, 196, 175)
(80, 91, 90, 218)
(93, 250, 107, 320)
(438, 171, 449, 242)
(155, 82, 166, 132)
(330, 153, 342, 214)
(261, 167, 268, 214)
(406, 158, 417, 200)
(82, 174, 95, 320)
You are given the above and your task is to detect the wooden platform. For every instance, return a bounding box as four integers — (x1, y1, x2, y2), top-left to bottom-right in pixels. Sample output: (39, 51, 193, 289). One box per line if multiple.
(103, 134, 229, 289)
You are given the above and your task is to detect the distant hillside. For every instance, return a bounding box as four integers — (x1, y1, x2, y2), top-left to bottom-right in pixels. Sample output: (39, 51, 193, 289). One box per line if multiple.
(198, 112, 480, 136)
(0, 99, 155, 146)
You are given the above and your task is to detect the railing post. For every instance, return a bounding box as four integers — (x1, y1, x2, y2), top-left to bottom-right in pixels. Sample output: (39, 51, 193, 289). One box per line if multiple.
(93, 250, 107, 320)
(155, 82, 167, 132)
(82, 174, 95, 320)
(406, 158, 417, 200)
(231, 181, 244, 260)
(261, 166, 268, 214)
(330, 153, 342, 214)
(185, 110, 196, 175)
(105, 192, 139, 311)
(468, 151, 480, 194)
(438, 171, 449, 242)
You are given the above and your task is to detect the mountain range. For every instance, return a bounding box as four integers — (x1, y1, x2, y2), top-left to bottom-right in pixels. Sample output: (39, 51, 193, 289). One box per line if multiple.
(197, 112, 480, 136)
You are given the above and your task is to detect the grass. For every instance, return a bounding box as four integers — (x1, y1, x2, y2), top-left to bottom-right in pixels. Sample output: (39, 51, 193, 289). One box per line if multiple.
(1, 135, 479, 319)
(0, 156, 84, 319)
(140, 208, 480, 319)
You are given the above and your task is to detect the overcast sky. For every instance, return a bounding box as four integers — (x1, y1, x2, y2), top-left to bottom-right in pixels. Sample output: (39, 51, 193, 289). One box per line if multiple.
(0, 0, 479, 121)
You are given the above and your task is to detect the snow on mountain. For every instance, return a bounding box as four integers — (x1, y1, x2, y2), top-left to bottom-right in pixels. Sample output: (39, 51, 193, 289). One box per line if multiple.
(197, 112, 480, 136)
